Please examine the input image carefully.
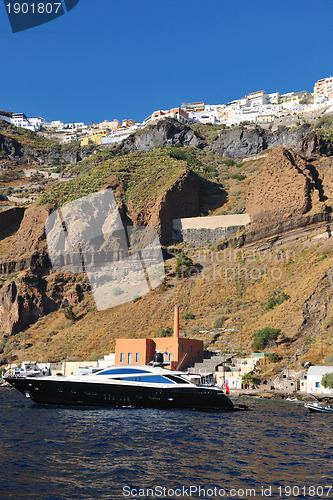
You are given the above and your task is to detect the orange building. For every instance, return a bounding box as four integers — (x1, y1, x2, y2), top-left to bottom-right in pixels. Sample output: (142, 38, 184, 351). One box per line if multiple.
(115, 307, 203, 371)
(151, 107, 189, 124)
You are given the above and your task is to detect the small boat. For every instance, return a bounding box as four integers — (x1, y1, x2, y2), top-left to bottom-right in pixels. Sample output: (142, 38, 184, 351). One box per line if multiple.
(304, 401, 333, 413)
(5, 363, 242, 411)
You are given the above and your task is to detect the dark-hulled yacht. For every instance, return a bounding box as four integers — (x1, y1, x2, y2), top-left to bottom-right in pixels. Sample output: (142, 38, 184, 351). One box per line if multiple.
(5, 362, 235, 411)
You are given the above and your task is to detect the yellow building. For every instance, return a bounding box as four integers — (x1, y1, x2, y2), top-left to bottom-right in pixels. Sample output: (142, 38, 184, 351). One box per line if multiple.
(80, 129, 109, 146)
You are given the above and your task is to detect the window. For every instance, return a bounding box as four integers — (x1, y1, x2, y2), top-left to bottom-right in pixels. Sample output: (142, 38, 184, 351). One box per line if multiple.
(165, 375, 190, 384)
(123, 375, 174, 384)
(120, 353, 124, 363)
(169, 353, 173, 362)
(97, 368, 150, 376)
(190, 345, 193, 353)
(128, 352, 132, 364)
(190, 357, 194, 366)
(181, 344, 184, 353)
(316, 382, 320, 388)
(197, 352, 201, 361)
(135, 352, 140, 363)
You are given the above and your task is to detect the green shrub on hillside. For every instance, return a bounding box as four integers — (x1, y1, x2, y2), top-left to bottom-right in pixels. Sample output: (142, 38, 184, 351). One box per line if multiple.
(64, 306, 77, 322)
(264, 292, 290, 311)
(183, 313, 195, 320)
(0, 171, 20, 183)
(268, 352, 280, 363)
(230, 173, 246, 181)
(213, 316, 227, 328)
(222, 158, 235, 167)
(316, 114, 333, 130)
(39, 148, 190, 210)
(157, 327, 172, 337)
(252, 327, 281, 351)
(176, 253, 194, 278)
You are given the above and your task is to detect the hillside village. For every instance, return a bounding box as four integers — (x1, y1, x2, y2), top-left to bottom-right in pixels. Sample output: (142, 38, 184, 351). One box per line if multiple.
(1, 75, 333, 146)
(1, 74, 333, 395)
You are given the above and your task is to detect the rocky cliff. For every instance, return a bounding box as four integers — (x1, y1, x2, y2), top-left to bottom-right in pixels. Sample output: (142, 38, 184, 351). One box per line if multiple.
(126, 169, 200, 244)
(122, 118, 206, 153)
(0, 205, 52, 274)
(0, 270, 88, 334)
(121, 119, 333, 160)
(246, 147, 324, 223)
(209, 124, 333, 159)
(0, 119, 93, 165)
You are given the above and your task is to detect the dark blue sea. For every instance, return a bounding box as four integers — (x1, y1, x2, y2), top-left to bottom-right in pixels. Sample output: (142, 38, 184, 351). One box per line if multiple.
(1, 389, 332, 500)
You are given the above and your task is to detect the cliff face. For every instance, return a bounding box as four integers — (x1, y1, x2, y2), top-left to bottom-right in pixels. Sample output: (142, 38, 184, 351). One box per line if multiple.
(246, 147, 323, 224)
(122, 120, 333, 160)
(0, 168, 200, 333)
(122, 118, 206, 153)
(298, 267, 333, 342)
(0, 271, 87, 334)
(0, 205, 52, 274)
(0, 119, 93, 165)
(127, 170, 200, 244)
(0, 132, 24, 159)
(210, 124, 333, 159)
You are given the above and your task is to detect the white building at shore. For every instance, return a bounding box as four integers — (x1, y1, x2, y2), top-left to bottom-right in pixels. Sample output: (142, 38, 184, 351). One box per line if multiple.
(307, 366, 333, 395)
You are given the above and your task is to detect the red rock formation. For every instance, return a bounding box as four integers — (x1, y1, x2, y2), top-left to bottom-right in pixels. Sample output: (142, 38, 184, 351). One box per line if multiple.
(246, 147, 321, 224)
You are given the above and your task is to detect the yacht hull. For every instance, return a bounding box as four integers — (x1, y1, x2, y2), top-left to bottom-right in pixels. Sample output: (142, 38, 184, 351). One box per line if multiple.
(5, 376, 234, 411)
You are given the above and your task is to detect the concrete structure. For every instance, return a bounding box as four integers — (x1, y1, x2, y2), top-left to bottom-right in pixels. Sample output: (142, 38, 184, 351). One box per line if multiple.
(115, 307, 204, 371)
(273, 369, 307, 393)
(267, 92, 280, 104)
(307, 366, 333, 395)
(173, 214, 251, 246)
(100, 134, 131, 145)
(247, 90, 267, 107)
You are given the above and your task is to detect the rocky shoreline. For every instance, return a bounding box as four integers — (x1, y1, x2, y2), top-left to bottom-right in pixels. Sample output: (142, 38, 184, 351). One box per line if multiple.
(232, 389, 333, 403)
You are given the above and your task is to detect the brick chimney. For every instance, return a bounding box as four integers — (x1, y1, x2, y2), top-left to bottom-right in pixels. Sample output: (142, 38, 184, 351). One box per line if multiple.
(174, 306, 179, 338)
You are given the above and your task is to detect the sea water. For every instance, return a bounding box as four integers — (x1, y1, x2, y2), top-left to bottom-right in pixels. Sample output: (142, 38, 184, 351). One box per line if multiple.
(0, 389, 332, 500)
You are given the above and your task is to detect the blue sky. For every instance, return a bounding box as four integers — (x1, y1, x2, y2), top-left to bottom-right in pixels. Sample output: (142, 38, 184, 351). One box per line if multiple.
(0, 0, 332, 124)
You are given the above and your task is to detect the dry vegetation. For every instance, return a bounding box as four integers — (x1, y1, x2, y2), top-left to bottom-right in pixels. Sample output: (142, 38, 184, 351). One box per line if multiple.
(7, 228, 332, 378)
